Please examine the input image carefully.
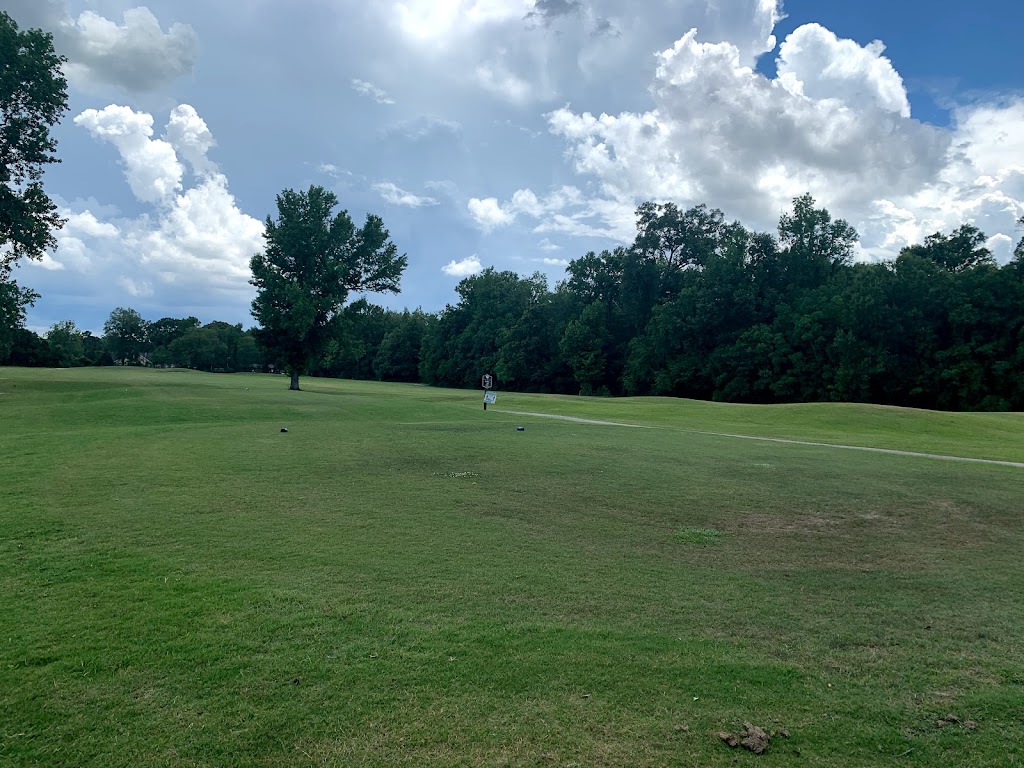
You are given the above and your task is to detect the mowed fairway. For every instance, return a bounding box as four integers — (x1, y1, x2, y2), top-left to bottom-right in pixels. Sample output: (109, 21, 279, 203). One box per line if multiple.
(2, 368, 1023, 767)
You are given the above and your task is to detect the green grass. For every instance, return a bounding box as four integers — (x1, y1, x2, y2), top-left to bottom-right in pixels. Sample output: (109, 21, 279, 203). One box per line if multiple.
(1, 367, 1023, 767)
(675, 527, 723, 546)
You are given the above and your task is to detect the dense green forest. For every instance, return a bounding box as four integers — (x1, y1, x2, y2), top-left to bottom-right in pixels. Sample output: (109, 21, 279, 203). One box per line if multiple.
(5, 196, 1024, 411)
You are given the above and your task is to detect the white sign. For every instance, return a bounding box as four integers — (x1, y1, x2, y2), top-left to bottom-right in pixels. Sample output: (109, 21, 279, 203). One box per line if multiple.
(483, 391, 497, 405)
(482, 373, 493, 389)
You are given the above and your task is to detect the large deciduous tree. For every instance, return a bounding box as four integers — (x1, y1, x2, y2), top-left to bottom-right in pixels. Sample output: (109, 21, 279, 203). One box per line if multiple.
(417, 269, 549, 390)
(901, 225, 994, 273)
(250, 185, 406, 390)
(169, 327, 229, 372)
(1, 11, 68, 272)
(560, 301, 609, 395)
(148, 316, 201, 349)
(103, 307, 149, 365)
(0, 279, 37, 361)
(1, 12, 68, 362)
(634, 201, 726, 278)
(1012, 216, 1024, 274)
(374, 309, 427, 383)
(777, 193, 858, 291)
(47, 319, 84, 367)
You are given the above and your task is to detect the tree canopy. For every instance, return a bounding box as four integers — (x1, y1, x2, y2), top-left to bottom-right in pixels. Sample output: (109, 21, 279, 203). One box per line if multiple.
(250, 185, 407, 389)
(103, 307, 149, 365)
(0, 11, 68, 273)
(47, 319, 84, 367)
(414, 195, 1024, 411)
(1, 11, 69, 362)
(0, 279, 37, 361)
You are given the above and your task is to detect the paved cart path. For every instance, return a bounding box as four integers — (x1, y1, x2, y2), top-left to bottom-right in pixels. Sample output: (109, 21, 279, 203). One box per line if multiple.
(495, 410, 1024, 469)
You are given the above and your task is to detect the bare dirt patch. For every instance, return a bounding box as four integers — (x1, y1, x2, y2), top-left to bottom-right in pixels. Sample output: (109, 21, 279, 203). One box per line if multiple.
(732, 511, 840, 536)
(718, 722, 787, 755)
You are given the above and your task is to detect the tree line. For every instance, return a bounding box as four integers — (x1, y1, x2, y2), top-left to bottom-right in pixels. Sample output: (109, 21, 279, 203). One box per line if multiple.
(1, 309, 262, 371)
(415, 199, 1024, 411)
(5, 193, 1024, 411)
(0, 302, 425, 378)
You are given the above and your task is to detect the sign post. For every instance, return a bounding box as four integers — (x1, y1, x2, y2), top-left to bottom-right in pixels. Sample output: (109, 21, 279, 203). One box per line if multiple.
(482, 373, 494, 410)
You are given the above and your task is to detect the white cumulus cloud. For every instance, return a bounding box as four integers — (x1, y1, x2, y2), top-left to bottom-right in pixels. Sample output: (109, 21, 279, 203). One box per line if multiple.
(125, 173, 264, 289)
(471, 14, 1024, 261)
(777, 24, 910, 118)
(165, 105, 217, 176)
(373, 182, 440, 207)
(352, 78, 396, 105)
(63, 7, 198, 93)
(476, 62, 535, 103)
(469, 185, 624, 238)
(36, 105, 265, 309)
(117, 277, 154, 298)
(442, 255, 484, 277)
(65, 211, 120, 240)
(5, 1, 199, 93)
(468, 197, 516, 231)
(74, 105, 184, 204)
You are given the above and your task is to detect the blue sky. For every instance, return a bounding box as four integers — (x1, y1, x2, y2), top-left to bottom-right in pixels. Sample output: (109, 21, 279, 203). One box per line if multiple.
(767, 0, 1024, 124)
(6, 0, 1023, 334)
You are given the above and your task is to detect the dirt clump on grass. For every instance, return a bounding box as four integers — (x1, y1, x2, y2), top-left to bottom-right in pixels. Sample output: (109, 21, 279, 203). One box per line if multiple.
(718, 722, 788, 755)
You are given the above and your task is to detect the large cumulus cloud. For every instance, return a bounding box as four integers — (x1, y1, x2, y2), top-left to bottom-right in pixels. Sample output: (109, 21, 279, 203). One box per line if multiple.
(3, 0, 197, 93)
(468, 13, 1024, 262)
(28, 105, 263, 323)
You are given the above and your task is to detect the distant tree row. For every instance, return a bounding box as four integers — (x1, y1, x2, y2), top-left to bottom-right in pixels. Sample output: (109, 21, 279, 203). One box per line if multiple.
(6, 196, 1024, 410)
(271, 193, 1024, 412)
(1, 309, 266, 372)
(1, 301, 429, 381)
(4, 197, 1024, 411)
(330, 196, 1024, 412)
(414, 199, 1024, 411)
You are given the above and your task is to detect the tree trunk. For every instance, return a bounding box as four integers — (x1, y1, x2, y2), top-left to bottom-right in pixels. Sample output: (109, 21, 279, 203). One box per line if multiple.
(289, 370, 301, 390)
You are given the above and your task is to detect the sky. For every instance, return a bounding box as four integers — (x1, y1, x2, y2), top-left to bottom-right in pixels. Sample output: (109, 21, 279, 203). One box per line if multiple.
(5, 0, 1023, 334)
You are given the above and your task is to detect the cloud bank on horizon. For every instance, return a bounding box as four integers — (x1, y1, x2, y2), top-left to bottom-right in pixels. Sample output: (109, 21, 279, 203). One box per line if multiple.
(9, 0, 1023, 329)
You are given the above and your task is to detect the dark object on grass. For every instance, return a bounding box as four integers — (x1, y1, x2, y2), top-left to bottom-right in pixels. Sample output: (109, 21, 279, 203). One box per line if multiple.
(516, 426, 525, 432)
(281, 428, 288, 433)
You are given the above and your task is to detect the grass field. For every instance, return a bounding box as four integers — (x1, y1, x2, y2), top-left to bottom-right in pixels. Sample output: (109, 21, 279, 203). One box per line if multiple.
(2, 367, 1023, 767)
